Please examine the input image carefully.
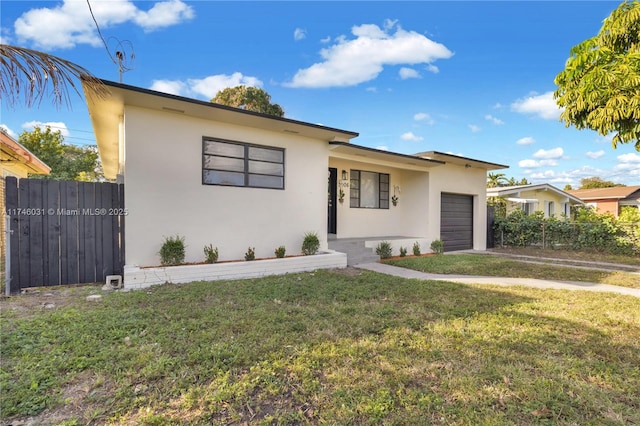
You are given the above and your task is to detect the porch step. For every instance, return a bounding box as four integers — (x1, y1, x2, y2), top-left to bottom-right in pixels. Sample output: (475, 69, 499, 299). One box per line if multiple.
(328, 239, 380, 266)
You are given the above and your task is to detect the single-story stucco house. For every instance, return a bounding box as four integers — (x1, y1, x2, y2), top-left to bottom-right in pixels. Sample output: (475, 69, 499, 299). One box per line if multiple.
(567, 185, 640, 218)
(487, 183, 584, 218)
(83, 79, 507, 288)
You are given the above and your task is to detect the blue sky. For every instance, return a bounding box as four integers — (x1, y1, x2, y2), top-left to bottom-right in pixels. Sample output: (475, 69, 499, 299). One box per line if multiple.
(2, 1, 639, 186)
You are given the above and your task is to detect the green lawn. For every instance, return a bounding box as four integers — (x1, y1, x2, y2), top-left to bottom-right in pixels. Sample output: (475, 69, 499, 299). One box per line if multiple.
(385, 253, 640, 289)
(2, 270, 639, 425)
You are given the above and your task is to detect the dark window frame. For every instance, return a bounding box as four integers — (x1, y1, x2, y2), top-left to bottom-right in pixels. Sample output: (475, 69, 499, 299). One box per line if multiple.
(202, 137, 285, 190)
(349, 169, 390, 209)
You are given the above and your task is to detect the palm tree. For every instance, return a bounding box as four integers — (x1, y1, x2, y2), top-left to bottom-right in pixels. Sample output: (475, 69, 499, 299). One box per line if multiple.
(1, 44, 107, 109)
(487, 172, 507, 188)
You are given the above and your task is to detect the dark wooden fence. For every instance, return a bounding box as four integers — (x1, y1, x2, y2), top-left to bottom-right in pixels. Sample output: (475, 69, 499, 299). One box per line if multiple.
(5, 177, 125, 294)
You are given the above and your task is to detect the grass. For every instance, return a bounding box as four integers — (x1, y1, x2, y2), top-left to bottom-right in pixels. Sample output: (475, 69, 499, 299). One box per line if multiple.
(1, 269, 639, 425)
(386, 253, 640, 289)
(490, 247, 640, 267)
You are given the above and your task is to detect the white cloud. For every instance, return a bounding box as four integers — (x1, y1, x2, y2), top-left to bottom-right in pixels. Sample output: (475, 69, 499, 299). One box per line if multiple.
(294, 28, 306, 41)
(511, 91, 562, 120)
(617, 152, 640, 164)
(383, 19, 398, 31)
(399, 67, 420, 79)
(484, 114, 504, 125)
(518, 148, 564, 169)
(414, 112, 434, 125)
(22, 121, 70, 137)
(532, 147, 563, 159)
(0, 124, 18, 139)
(493, 103, 504, 109)
(148, 80, 187, 96)
(516, 136, 535, 145)
(320, 36, 331, 43)
(586, 150, 605, 159)
(0, 26, 12, 45)
(401, 132, 423, 142)
(13, 0, 193, 49)
(426, 64, 440, 74)
(376, 145, 389, 151)
(468, 124, 481, 133)
(518, 159, 540, 168)
(133, 0, 194, 31)
(285, 20, 453, 88)
(150, 72, 263, 99)
(365, 86, 377, 92)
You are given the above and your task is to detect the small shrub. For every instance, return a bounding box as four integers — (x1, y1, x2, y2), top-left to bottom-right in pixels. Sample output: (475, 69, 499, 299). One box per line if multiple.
(302, 232, 320, 255)
(245, 247, 256, 261)
(376, 241, 393, 259)
(275, 246, 286, 258)
(430, 239, 444, 255)
(399, 246, 407, 257)
(412, 241, 421, 256)
(204, 244, 218, 263)
(159, 235, 185, 266)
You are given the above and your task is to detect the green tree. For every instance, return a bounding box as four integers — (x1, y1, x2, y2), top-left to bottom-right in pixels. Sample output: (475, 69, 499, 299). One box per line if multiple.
(211, 86, 285, 117)
(18, 126, 102, 181)
(564, 184, 573, 191)
(580, 176, 625, 189)
(554, 1, 640, 150)
(507, 176, 530, 186)
(487, 172, 507, 188)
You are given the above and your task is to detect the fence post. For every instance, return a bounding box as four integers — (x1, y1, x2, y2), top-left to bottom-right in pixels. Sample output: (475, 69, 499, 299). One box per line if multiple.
(4, 214, 11, 296)
(542, 222, 545, 249)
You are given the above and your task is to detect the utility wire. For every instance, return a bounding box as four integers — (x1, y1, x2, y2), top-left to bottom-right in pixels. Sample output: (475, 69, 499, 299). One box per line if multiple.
(86, 0, 117, 64)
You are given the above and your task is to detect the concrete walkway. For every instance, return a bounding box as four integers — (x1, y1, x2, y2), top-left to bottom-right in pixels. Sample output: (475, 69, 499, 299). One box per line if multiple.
(355, 262, 640, 298)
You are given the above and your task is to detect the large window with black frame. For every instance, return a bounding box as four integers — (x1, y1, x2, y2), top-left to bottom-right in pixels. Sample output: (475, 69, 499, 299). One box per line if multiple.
(202, 138, 285, 189)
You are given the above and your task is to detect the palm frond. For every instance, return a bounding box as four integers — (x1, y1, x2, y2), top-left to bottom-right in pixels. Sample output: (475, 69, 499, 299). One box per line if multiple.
(0, 44, 108, 109)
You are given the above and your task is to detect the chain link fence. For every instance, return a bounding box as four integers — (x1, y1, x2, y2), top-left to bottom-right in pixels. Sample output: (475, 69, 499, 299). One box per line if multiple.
(493, 217, 640, 255)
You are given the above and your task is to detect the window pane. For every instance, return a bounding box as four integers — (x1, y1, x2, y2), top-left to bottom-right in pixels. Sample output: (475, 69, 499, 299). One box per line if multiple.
(203, 170, 245, 186)
(380, 199, 389, 209)
(249, 174, 283, 189)
(360, 171, 379, 208)
(249, 160, 284, 176)
(204, 155, 245, 172)
(204, 140, 244, 158)
(249, 146, 283, 163)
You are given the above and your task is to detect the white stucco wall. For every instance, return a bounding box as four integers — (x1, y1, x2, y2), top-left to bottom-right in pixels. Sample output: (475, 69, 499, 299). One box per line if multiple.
(124, 106, 329, 267)
(428, 164, 488, 251)
(329, 158, 433, 239)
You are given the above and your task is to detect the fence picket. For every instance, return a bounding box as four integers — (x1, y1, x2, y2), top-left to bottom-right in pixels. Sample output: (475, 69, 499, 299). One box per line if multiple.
(5, 178, 125, 293)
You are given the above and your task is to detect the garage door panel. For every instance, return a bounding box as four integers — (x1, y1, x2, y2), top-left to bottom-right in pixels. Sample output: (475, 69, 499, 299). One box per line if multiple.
(440, 193, 473, 251)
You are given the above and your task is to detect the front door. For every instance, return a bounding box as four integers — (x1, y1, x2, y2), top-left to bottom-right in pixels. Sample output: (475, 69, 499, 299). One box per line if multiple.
(328, 168, 337, 234)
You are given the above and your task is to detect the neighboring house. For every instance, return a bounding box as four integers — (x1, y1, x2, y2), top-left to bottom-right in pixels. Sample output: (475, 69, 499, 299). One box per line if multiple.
(83, 80, 507, 282)
(567, 186, 640, 218)
(1, 129, 51, 281)
(487, 184, 584, 218)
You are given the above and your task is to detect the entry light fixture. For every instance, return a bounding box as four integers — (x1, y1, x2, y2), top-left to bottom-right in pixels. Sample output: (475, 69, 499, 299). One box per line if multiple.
(342, 170, 348, 180)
